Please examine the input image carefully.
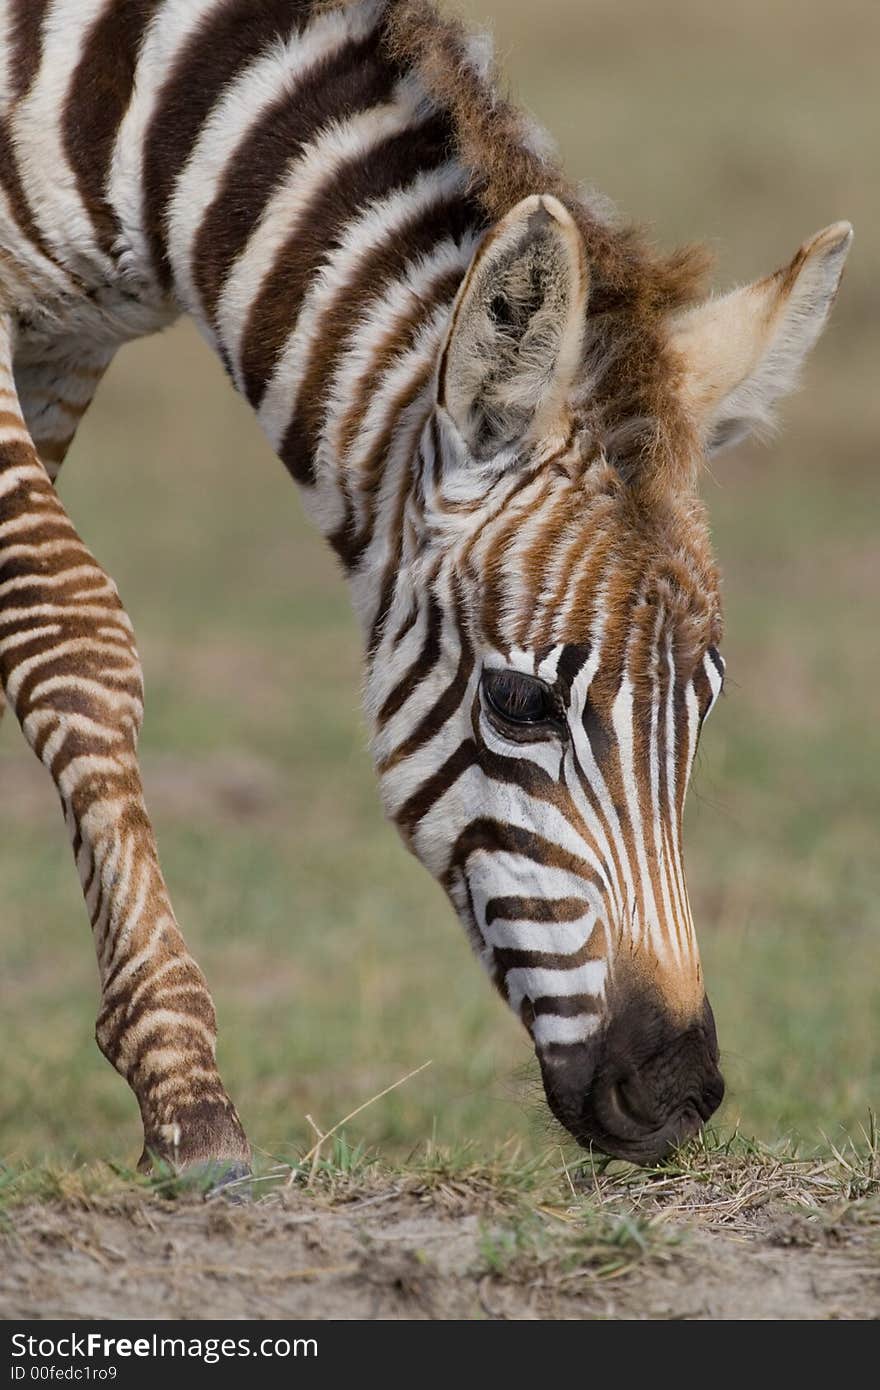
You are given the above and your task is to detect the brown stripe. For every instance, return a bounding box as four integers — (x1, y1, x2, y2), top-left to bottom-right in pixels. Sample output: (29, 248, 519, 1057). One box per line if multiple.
(378, 638, 472, 773)
(555, 643, 593, 696)
(0, 119, 63, 270)
(287, 187, 472, 497)
(394, 737, 478, 839)
(280, 154, 467, 457)
(485, 896, 590, 927)
(8, 0, 50, 101)
(378, 582, 474, 774)
(365, 438, 423, 657)
(581, 692, 614, 766)
(334, 262, 464, 470)
(376, 593, 442, 726)
(142, 0, 317, 290)
(239, 112, 456, 409)
(445, 819, 600, 890)
(692, 662, 713, 725)
(430, 411, 444, 495)
(478, 478, 555, 653)
(327, 359, 434, 561)
(63, 0, 162, 256)
(513, 483, 579, 648)
(0, 437, 36, 478)
(673, 677, 691, 824)
(531, 994, 600, 1018)
(192, 26, 392, 326)
(470, 741, 615, 899)
(494, 940, 601, 974)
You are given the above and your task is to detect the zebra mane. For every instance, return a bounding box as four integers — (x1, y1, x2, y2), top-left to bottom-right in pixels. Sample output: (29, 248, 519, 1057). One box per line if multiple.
(380, 0, 714, 495)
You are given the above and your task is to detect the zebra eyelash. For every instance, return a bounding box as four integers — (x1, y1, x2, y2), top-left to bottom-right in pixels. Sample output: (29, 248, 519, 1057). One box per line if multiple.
(480, 668, 567, 743)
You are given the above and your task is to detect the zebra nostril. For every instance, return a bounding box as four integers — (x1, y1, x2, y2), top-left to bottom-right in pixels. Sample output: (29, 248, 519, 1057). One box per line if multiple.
(608, 1074, 657, 1130)
(595, 1071, 664, 1143)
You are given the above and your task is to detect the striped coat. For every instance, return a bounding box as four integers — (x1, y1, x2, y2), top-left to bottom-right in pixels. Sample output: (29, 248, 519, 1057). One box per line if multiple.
(0, 0, 851, 1167)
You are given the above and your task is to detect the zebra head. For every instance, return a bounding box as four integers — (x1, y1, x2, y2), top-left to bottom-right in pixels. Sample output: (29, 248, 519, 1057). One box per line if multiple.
(371, 195, 851, 1162)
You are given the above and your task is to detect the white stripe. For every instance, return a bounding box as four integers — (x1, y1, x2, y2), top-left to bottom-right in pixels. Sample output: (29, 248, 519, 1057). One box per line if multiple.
(479, 701, 565, 780)
(0, 623, 63, 653)
(220, 76, 433, 394)
(647, 616, 680, 965)
(610, 673, 662, 950)
(166, 3, 378, 319)
(565, 647, 633, 924)
(466, 849, 608, 929)
(0, 566, 118, 598)
(256, 153, 463, 445)
(13, 0, 115, 274)
(484, 910, 596, 956)
(407, 766, 613, 889)
(662, 634, 693, 953)
(346, 317, 454, 628)
(0, 466, 46, 497)
(505, 961, 605, 1011)
(108, 0, 231, 278)
(532, 1013, 601, 1046)
(703, 649, 724, 710)
(683, 680, 700, 794)
(324, 239, 470, 466)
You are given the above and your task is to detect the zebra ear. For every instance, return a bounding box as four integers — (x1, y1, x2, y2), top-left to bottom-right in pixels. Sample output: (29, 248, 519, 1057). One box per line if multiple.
(668, 222, 853, 455)
(438, 194, 589, 462)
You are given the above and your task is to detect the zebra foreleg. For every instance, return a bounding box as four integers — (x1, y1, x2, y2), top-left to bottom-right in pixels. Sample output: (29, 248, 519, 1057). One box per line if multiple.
(12, 344, 116, 483)
(0, 325, 249, 1172)
(0, 345, 114, 746)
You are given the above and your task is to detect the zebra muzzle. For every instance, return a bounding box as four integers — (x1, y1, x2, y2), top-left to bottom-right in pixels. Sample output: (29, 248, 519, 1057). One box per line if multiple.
(537, 995, 724, 1164)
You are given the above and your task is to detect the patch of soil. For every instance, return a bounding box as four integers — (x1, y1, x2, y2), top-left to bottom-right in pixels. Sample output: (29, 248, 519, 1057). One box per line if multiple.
(1, 1187, 877, 1321)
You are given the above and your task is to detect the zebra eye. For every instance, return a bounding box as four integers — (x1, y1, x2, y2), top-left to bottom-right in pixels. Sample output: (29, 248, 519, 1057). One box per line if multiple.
(482, 669, 561, 729)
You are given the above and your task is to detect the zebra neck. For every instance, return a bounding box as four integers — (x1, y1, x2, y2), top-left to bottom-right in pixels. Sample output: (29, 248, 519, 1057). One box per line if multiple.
(158, 2, 485, 607)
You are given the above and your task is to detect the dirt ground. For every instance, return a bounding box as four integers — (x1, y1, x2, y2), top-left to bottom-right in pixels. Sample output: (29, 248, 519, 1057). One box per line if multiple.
(2, 1179, 878, 1321)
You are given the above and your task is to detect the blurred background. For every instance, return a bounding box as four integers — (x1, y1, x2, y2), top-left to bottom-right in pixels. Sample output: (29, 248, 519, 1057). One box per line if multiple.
(1, 0, 877, 1165)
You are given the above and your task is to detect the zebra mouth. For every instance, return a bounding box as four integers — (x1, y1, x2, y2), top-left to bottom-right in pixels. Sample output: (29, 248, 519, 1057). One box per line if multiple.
(545, 1074, 722, 1164)
(537, 999, 725, 1165)
(586, 1078, 719, 1163)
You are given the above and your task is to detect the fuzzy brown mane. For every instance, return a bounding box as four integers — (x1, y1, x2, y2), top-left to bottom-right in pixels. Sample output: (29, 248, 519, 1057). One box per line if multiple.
(379, 0, 712, 495)
(384, 2, 707, 312)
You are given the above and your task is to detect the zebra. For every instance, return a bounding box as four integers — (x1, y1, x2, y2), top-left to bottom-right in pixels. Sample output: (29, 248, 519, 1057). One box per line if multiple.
(0, 0, 851, 1171)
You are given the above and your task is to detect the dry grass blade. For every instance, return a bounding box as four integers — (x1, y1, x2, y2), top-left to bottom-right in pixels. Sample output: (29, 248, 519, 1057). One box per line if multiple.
(285, 1061, 433, 1187)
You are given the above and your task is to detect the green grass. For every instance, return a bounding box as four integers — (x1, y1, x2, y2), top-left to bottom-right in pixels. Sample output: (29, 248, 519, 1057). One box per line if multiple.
(1, 1124, 876, 1294)
(0, 0, 878, 1170)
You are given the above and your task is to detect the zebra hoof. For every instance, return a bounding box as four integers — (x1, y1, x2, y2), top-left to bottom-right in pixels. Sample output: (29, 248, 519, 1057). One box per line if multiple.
(142, 1151, 254, 1200)
(198, 1159, 254, 1200)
